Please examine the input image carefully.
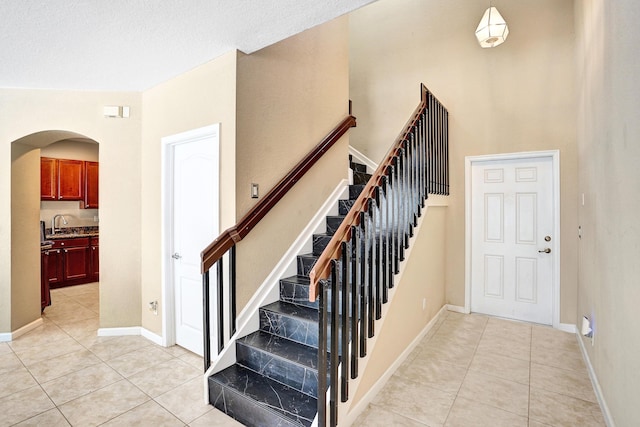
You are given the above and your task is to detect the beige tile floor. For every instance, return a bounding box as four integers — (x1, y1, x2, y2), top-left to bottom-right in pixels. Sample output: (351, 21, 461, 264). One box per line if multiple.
(353, 311, 606, 427)
(1, 284, 606, 427)
(0, 283, 242, 427)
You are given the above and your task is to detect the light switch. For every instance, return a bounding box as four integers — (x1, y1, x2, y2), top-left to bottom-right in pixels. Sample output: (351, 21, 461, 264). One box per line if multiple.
(251, 183, 259, 199)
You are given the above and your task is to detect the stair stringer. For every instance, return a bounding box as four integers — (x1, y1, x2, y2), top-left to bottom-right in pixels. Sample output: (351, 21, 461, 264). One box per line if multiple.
(311, 204, 449, 427)
(203, 178, 350, 402)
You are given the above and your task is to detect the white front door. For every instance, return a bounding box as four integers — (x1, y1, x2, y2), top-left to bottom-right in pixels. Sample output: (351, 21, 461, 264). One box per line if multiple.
(470, 155, 555, 324)
(165, 125, 219, 355)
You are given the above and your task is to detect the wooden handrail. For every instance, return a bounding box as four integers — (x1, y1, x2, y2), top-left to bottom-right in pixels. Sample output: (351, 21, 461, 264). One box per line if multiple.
(309, 86, 429, 300)
(201, 115, 356, 273)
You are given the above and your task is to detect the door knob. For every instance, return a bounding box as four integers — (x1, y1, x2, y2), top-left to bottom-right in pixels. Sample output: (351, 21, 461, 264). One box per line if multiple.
(171, 253, 182, 259)
(538, 248, 551, 253)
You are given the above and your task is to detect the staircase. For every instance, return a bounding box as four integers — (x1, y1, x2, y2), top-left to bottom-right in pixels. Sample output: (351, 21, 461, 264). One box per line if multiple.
(207, 158, 371, 426)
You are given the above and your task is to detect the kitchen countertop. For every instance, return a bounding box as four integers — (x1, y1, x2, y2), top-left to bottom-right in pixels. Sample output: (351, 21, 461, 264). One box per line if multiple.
(45, 226, 99, 240)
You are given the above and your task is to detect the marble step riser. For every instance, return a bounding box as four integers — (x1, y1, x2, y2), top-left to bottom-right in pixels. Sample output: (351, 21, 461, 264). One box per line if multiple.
(259, 309, 349, 354)
(350, 162, 367, 173)
(353, 171, 372, 186)
(236, 341, 321, 399)
(209, 382, 301, 427)
(279, 281, 356, 316)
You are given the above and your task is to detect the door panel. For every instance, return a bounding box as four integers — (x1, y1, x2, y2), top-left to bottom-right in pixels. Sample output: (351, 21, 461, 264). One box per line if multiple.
(471, 156, 554, 324)
(169, 126, 219, 356)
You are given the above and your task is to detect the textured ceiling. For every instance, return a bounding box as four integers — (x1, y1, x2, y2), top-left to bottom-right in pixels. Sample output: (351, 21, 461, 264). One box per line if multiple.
(0, 0, 376, 91)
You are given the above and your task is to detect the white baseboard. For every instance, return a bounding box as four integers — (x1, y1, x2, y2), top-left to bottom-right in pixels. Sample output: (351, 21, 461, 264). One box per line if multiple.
(0, 318, 45, 342)
(446, 304, 467, 314)
(343, 305, 448, 425)
(97, 326, 163, 346)
(576, 334, 615, 427)
(141, 328, 164, 345)
(558, 323, 577, 334)
(98, 326, 142, 337)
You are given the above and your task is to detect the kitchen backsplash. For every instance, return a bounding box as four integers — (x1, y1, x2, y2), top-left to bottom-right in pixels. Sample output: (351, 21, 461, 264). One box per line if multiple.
(40, 201, 98, 227)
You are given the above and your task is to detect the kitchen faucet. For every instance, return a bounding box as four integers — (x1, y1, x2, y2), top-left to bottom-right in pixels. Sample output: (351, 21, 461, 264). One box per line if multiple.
(51, 214, 68, 234)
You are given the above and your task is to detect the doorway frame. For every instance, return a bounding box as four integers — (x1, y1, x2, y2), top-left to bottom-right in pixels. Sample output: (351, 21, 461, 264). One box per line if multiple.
(464, 150, 561, 328)
(161, 123, 220, 348)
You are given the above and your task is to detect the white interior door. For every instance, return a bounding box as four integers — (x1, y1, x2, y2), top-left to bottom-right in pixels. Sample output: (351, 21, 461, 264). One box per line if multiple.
(166, 125, 219, 355)
(470, 156, 555, 324)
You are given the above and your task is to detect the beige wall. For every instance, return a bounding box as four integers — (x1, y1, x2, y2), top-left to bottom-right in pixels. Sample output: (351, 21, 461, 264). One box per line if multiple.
(233, 17, 350, 311)
(0, 89, 142, 333)
(349, 0, 578, 323)
(140, 50, 237, 335)
(11, 144, 41, 330)
(575, 0, 640, 424)
(351, 206, 447, 406)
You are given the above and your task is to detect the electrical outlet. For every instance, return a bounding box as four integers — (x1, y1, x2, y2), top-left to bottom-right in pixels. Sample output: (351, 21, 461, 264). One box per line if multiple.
(149, 301, 158, 315)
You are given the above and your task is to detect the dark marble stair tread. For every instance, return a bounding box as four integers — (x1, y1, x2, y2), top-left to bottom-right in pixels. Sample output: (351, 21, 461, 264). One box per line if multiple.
(209, 364, 316, 427)
(261, 300, 318, 322)
(238, 330, 318, 370)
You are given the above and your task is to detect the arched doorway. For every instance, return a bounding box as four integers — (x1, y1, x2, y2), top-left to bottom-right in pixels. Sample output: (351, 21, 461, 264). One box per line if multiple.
(9, 130, 99, 337)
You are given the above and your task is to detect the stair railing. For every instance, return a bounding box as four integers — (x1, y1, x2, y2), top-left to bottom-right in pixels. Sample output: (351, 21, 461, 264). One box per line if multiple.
(309, 84, 448, 426)
(200, 115, 356, 372)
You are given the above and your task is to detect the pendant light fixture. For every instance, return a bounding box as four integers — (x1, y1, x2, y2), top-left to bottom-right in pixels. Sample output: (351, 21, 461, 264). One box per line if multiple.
(475, 5, 509, 48)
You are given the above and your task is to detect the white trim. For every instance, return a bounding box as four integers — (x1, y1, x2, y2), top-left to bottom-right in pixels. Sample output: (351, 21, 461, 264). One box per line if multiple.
(348, 146, 377, 173)
(96, 326, 164, 346)
(97, 327, 142, 337)
(141, 328, 164, 345)
(576, 334, 616, 427)
(0, 318, 44, 342)
(446, 304, 468, 314)
(161, 124, 220, 350)
(465, 150, 561, 329)
(204, 180, 350, 397)
(342, 305, 449, 426)
(558, 323, 577, 334)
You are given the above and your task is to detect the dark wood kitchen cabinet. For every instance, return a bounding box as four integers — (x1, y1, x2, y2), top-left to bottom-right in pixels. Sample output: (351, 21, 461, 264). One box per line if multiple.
(57, 159, 84, 200)
(46, 237, 92, 289)
(90, 237, 99, 282)
(40, 157, 57, 200)
(40, 157, 85, 201)
(82, 161, 99, 209)
(43, 247, 64, 287)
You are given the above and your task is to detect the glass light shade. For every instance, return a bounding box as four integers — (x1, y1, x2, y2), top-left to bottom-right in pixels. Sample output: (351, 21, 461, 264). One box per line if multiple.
(475, 6, 509, 48)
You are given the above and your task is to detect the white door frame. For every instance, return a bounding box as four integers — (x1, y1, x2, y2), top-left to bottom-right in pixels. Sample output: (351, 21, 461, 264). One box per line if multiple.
(465, 150, 561, 328)
(161, 123, 220, 347)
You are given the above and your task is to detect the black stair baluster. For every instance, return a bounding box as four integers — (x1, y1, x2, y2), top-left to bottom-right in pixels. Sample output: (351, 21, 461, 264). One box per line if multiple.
(318, 279, 329, 427)
(380, 176, 389, 303)
(366, 199, 375, 337)
(373, 187, 382, 320)
(216, 258, 224, 354)
(340, 241, 349, 402)
(330, 260, 339, 427)
(203, 270, 211, 371)
(230, 245, 236, 337)
(359, 211, 367, 356)
(350, 225, 359, 379)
